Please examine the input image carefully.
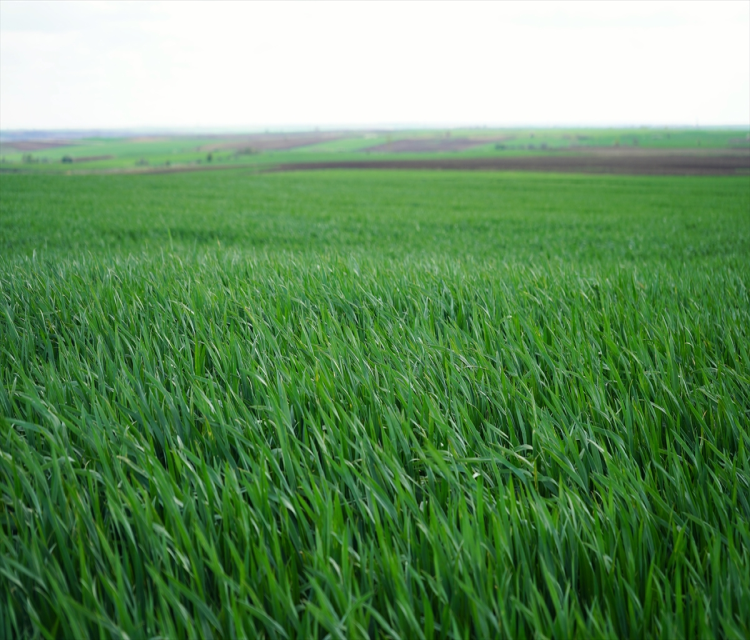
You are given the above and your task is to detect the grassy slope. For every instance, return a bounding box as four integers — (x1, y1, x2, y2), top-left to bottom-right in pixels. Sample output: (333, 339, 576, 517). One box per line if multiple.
(1, 170, 749, 639)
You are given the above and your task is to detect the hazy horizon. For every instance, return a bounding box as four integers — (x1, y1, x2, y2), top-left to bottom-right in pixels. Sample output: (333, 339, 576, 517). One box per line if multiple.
(3, 123, 750, 141)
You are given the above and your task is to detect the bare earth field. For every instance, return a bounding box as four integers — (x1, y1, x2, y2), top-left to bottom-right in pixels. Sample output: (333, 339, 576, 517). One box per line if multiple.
(199, 131, 347, 152)
(271, 148, 750, 176)
(66, 155, 115, 163)
(1, 139, 76, 152)
(365, 136, 512, 153)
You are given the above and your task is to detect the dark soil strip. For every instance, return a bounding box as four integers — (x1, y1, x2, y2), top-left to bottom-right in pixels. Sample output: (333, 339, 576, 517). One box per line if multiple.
(268, 154, 750, 176)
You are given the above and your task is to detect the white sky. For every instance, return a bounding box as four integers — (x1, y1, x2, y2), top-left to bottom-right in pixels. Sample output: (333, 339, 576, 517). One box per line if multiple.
(1, 0, 749, 130)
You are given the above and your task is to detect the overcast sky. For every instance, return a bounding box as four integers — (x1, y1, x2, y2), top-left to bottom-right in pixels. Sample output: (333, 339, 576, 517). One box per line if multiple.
(1, 0, 748, 131)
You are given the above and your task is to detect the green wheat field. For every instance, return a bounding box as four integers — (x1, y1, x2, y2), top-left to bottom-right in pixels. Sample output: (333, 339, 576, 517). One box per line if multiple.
(1, 166, 749, 638)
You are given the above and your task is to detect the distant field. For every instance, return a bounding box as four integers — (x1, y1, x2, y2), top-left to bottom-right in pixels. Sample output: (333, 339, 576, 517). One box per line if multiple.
(1, 168, 749, 638)
(1, 127, 748, 175)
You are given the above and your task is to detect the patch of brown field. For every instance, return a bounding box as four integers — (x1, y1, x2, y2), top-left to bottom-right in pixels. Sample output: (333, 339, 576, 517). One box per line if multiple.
(365, 137, 513, 153)
(1, 140, 76, 152)
(200, 132, 347, 153)
(129, 136, 171, 143)
(138, 164, 252, 176)
(69, 155, 115, 163)
(268, 152, 750, 176)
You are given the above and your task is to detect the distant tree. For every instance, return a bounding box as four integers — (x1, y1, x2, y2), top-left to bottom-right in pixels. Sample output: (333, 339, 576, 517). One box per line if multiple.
(62, 156, 73, 164)
(207, 153, 213, 162)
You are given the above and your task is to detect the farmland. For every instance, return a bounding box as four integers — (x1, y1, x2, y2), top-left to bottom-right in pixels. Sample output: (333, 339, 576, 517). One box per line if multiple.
(1, 143, 750, 638)
(2, 127, 748, 176)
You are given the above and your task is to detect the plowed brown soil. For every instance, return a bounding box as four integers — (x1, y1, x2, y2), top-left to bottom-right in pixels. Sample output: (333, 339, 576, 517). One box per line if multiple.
(365, 137, 512, 153)
(69, 155, 114, 163)
(1, 140, 75, 152)
(269, 151, 750, 176)
(200, 132, 346, 153)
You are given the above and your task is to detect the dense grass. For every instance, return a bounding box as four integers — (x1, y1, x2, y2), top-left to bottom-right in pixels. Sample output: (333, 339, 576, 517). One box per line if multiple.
(2, 171, 748, 260)
(1, 170, 749, 639)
